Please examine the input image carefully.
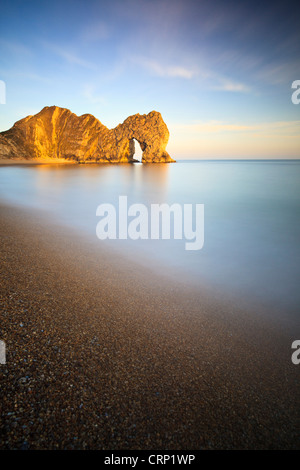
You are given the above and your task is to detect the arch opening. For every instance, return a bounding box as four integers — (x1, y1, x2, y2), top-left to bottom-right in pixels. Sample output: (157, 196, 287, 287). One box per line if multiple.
(132, 138, 143, 163)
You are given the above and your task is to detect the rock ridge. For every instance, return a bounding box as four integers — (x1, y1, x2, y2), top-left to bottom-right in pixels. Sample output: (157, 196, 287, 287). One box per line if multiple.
(0, 106, 175, 163)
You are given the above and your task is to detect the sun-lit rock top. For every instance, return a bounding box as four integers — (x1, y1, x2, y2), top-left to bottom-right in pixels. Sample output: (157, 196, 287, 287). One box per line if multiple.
(0, 106, 175, 163)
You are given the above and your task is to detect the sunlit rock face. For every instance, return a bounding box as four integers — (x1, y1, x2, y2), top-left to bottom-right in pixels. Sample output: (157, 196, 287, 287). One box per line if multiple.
(0, 106, 175, 163)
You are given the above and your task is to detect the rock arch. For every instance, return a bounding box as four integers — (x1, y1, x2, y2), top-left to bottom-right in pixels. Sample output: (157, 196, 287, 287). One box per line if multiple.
(130, 138, 144, 162)
(0, 106, 175, 163)
(110, 111, 174, 163)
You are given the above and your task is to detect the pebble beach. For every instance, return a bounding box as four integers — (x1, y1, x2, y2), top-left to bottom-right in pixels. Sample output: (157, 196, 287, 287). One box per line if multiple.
(0, 203, 299, 450)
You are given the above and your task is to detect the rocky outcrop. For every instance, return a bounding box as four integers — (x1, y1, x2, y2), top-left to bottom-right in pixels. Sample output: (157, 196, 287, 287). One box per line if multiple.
(0, 106, 174, 163)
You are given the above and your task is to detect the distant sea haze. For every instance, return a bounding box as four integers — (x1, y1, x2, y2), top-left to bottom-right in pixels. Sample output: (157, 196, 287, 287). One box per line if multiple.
(0, 160, 299, 324)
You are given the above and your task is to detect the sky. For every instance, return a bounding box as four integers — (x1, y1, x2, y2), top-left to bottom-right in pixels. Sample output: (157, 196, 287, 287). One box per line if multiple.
(0, 0, 299, 159)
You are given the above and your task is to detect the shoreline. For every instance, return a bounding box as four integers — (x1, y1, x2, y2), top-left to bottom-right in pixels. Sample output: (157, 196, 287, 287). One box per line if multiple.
(0, 159, 173, 166)
(0, 202, 299, 449)
(0, 158, 75, 165)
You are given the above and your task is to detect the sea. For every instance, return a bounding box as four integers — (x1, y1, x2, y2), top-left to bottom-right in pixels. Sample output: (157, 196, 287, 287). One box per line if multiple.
(1, 160, 299, 325)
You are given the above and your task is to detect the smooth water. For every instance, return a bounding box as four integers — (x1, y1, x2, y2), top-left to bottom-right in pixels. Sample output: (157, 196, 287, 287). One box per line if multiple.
(1, 160, 299, 320)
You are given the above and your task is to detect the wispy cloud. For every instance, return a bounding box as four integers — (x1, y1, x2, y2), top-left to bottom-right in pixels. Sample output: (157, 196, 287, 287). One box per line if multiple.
(82, 84, 107, 104)
(0, 68, 51, 83)
(255, 60, 300, 86)
(212, 79, 251, 93)
(0, 38, 33, 57)
(44, 42, 98, 70)
(171, 120, 300, 135)
(55, 49, 97, 70)
(169, 120, 300, 158)
(130, 55, 252, 94)
(131, 56, 196, 79)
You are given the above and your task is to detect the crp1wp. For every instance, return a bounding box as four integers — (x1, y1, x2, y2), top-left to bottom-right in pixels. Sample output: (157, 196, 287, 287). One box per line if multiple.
(96, 196, 204, 250)
(149, 455, 196, 465)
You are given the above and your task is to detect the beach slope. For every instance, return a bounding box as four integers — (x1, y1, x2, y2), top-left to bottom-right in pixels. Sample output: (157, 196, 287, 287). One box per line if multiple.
(0, 204, 299, 449)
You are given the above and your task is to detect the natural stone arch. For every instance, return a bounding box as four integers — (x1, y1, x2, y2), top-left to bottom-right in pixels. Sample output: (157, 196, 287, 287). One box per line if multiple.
(130, 138, 144, 162)
(0, 106, 175, 163)
(112, 111, 173, 163)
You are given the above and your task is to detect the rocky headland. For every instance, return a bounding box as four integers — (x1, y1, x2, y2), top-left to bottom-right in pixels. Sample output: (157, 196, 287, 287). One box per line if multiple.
(0, 106, 174, 163)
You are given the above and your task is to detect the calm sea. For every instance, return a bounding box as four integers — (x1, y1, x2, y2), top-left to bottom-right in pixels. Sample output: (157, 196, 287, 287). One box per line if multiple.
(1, 160, 299, 323)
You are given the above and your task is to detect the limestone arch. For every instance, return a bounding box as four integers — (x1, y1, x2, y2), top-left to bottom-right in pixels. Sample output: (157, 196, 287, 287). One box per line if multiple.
(130, 137, 147, 163)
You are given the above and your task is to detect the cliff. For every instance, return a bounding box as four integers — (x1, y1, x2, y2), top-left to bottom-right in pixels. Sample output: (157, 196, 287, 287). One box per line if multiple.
(0, 106, 175, 163)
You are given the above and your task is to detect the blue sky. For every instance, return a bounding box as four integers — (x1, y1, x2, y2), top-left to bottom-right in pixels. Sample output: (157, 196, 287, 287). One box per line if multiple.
(0, 0, 299, 158)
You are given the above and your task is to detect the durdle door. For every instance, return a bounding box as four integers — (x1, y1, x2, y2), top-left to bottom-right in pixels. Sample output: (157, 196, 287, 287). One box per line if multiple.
(0, 106, 175, 164)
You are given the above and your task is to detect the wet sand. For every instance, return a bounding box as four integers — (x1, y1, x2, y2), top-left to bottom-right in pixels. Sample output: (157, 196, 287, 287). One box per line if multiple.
(0, 203, 299, 449)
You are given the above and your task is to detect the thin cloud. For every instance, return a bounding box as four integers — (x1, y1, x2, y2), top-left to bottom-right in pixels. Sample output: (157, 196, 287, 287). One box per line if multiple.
(0, 69, 51, 83)
(44, 42, 98, 70)
(132, 56, 196, 79)
(169, 119, 300, 158)
(82, 84, 107, 104)
(171, 120, 300, 135)
(130, 54, 251, 92)
(0, 38, 33, 57)
(256, 60, 300, 86)
(211, 79, 251, 93)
